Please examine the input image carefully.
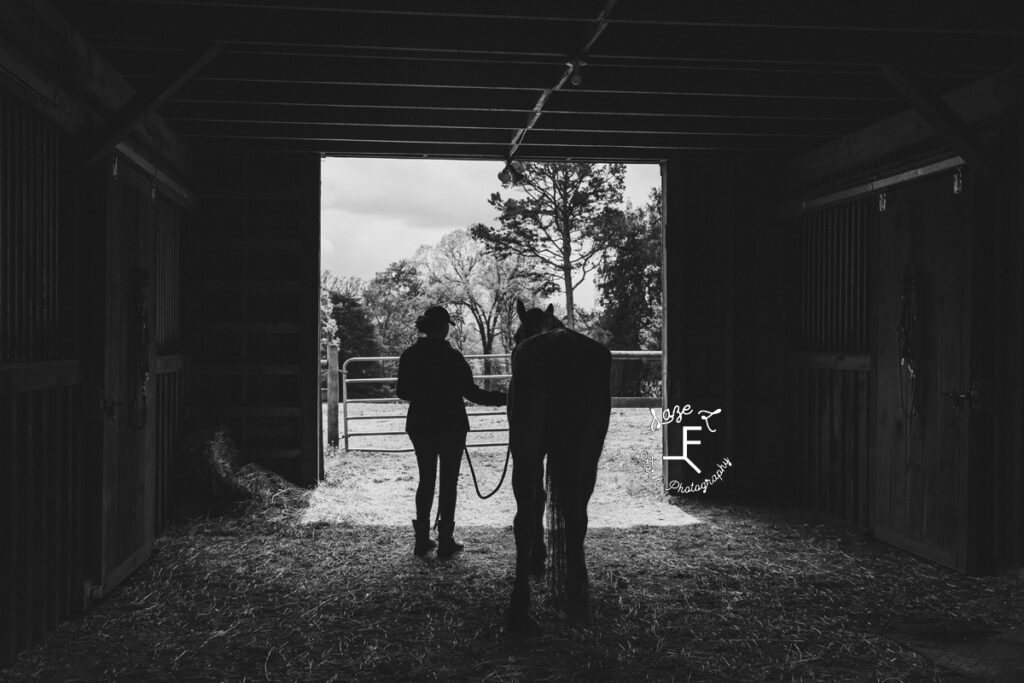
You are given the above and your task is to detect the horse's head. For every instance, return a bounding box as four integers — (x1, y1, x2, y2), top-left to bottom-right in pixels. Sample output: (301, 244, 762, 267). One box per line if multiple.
(512, 299, 564, 348)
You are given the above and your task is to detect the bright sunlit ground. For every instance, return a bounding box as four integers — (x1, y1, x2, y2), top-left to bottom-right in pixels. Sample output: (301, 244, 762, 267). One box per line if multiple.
(305, 404, 701, 529)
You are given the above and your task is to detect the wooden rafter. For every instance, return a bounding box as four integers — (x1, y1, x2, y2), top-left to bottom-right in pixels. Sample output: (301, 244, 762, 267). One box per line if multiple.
(77, 42, 221, 168)
(881, 65, 996, 177)
(507, 0, 618, 162)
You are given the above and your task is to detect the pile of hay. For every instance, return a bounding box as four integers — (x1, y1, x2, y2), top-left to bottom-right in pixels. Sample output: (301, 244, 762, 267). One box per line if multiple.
(176, 428, 306, 519)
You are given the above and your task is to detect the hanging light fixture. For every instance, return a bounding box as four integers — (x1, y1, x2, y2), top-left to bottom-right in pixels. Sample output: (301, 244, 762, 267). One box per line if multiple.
(498, 160, 526, 187)
(497, 164, 512, 185)
(566, 59, 585, 87)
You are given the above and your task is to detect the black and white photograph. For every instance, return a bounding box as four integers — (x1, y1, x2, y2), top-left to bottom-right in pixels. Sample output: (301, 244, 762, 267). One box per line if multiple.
(1, 2, 1023, 680)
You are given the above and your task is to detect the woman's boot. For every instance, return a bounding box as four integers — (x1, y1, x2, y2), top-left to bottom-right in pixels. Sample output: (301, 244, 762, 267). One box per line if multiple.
(412, 519, 436, 555)
(436, 520, 464, 558)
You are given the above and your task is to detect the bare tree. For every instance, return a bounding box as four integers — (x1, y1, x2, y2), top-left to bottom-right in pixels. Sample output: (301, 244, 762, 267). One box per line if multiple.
(471, 162, 625, 328)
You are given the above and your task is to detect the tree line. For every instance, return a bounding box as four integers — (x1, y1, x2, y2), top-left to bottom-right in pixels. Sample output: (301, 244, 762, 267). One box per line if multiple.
(321, 162, 662, 397)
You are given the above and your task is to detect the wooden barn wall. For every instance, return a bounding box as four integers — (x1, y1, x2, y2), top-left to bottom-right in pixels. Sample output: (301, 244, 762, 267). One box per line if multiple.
(1, 3, 194, 666)
(662, 159, 763, 496)
(154, 356, 185, 536)
(779, 70, 1024, 572)
(786, 199, 874, 527)
(189, 151, 322, 486)
(0, 89, 87, 666)
(1, 89, 64, 363)
(971, 113, 1024, 571)
(153, 197, 187, 535)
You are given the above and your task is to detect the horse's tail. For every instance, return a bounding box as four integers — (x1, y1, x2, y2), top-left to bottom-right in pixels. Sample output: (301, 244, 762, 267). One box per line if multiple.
(545, 448, 569, 603)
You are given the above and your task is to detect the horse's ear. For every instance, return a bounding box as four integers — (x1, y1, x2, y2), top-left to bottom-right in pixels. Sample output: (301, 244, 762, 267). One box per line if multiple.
(516, 299, 527, 320)
(545, 304, 554, 315)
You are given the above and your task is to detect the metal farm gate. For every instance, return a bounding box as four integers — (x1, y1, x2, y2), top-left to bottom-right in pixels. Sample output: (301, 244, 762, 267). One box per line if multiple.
(327, 350, 662, 452)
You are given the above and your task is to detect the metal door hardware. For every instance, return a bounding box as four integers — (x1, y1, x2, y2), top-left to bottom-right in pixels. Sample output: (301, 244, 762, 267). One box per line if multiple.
(943, 382, 983, 410)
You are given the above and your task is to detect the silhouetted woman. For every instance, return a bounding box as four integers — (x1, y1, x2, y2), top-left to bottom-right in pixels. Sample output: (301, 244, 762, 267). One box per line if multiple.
(396, 305, 506, 557)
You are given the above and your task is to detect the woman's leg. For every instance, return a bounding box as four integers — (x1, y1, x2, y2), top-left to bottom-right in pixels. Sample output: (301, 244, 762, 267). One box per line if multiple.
(437, 432, 466, 524)
(411, 434, 440, 522)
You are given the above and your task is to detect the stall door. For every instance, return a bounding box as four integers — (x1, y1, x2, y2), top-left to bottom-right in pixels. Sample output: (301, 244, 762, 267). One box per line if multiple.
(96, 158, 157, 593)
(874, 171, 972, 571)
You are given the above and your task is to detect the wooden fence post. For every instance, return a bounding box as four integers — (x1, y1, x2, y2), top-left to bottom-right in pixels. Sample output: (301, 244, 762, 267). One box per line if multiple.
(327, 344, 339, 447)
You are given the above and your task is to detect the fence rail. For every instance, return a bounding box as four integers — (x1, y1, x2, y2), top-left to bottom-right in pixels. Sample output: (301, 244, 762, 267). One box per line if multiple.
(323, 347, 662, 452)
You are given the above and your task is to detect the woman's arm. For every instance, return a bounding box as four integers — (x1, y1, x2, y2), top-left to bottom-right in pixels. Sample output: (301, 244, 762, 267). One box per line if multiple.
(457, 354, 507, 406)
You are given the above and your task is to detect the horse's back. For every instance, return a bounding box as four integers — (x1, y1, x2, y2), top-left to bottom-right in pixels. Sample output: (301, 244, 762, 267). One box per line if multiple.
(510, 328, 611, 458)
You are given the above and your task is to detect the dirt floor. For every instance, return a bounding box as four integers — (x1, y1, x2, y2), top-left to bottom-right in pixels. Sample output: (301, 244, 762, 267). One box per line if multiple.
(3, 406, 1023, 682)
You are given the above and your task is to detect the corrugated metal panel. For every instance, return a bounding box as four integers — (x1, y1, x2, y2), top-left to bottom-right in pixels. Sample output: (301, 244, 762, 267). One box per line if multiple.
(0, 90, 61, 362)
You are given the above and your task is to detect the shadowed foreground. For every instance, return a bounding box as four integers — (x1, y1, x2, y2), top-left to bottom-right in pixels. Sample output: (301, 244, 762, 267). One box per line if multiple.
(2, 409, 1022, 681)
(3, 504, 1023, 681)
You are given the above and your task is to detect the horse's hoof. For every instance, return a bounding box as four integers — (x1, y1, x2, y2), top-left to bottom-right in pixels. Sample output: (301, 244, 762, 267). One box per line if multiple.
(505, 611, 541, 635)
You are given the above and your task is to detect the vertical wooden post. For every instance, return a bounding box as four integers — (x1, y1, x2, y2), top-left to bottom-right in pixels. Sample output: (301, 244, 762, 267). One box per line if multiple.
(661, 159, 743, 492)
(327, 344, 339, 447)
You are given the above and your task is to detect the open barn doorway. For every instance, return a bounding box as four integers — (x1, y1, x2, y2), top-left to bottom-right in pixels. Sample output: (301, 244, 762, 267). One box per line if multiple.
(311, 157, 682, 528)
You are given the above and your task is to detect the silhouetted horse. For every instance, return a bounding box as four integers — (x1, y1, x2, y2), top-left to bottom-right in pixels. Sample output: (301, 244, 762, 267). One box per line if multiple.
(506, 300, 611, 631)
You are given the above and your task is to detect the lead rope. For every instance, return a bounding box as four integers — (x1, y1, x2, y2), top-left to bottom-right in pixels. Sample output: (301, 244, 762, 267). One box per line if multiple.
(432, 444, 512, 531)
(465, 444, 511, 499)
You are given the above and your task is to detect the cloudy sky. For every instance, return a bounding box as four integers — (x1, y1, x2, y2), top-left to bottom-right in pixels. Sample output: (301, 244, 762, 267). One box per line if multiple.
(320, 158, 662, 307)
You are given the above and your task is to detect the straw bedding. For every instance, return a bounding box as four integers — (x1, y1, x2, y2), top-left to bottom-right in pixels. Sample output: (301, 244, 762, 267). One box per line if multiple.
(2, 407, 1021, 682)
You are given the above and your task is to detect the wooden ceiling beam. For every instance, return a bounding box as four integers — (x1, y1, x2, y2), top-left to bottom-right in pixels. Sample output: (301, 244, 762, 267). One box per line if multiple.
(112, 50, 911, 101)
(75, 42, 221, 168)
(58, 11, 1024, 71)
(177, 122, 816, 153)
(881, 65, 997, 177)
(189, 137, 794, 162)
(160, 102, 856, 137)
(168, 79, 903, 121)
(508, 0, 618, 160)
(54, 0, 1024, 35)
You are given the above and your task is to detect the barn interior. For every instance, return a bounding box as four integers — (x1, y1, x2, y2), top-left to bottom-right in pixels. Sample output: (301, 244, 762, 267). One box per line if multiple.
(2, 0, 1023, 668)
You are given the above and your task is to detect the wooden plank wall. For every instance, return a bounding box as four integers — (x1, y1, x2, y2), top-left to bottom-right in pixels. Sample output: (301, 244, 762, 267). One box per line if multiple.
(1, 89, 62, 363)
(153, 196, 187, 535)
(0, 3, 194, 664)
(972, 113, 1024, 571)
(154, 199, 184, 354)
(0, 382, 83, 667)
(189, 151, 321, 486)
(154, 357, 185, 535)
(788, 198, 873, 526)
(0, 89, 86, 666)
(662, 159, 761, 495)
(791, 364, 871, 526)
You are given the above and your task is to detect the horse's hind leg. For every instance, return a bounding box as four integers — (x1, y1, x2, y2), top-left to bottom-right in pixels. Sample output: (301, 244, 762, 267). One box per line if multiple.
(564, 451, 599, 621)
(508, 453, 541, 632)
(529, 474, 546, 575)
(562, 490, 590, 620)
